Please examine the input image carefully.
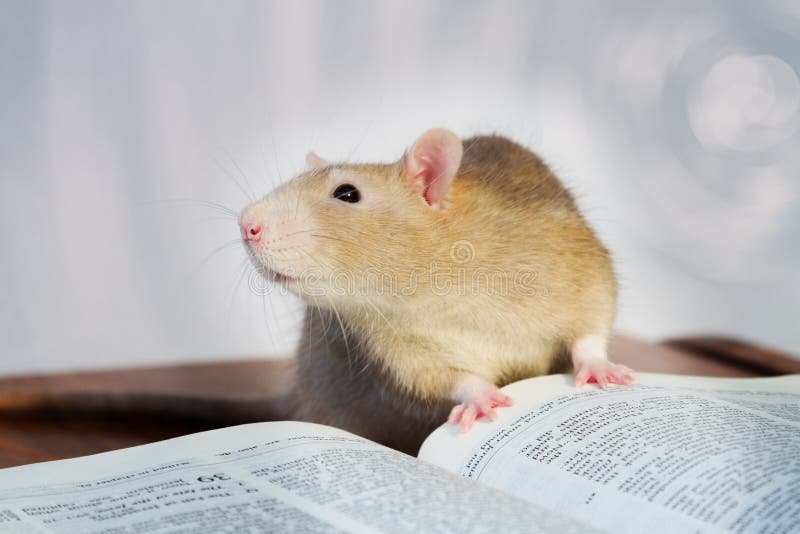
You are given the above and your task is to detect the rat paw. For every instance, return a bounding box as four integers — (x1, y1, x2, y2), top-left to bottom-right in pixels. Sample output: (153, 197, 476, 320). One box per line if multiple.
(574, 359, 635, 388)
(448, 382, 513, 433)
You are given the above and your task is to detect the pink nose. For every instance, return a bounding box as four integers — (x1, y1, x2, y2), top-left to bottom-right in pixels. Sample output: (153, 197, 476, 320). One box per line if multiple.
(241, 222, 263, 242)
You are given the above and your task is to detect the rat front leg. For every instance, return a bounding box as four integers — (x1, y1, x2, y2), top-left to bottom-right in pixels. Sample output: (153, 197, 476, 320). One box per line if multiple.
(447, 373, 514, 433)
(572, 335, 635, 388)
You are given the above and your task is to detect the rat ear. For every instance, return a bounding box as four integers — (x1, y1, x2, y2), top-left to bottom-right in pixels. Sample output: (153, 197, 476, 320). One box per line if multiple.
(306, 152, 329, 170)
(403, 128, 463, 210)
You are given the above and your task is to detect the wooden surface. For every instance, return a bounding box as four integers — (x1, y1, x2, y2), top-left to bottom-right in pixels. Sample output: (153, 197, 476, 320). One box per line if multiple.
(0, 336, 797, 469)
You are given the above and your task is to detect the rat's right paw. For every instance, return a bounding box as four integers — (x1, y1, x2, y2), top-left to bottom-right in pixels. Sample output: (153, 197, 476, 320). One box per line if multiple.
(448, 377, 513, 433)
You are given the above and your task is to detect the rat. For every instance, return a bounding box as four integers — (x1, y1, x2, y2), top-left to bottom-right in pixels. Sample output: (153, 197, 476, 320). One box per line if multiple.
(239, 128, 633, 453)
(0, 128, 633, 455)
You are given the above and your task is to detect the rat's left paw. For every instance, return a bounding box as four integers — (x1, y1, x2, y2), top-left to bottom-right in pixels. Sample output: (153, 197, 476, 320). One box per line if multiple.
(574, 359, 635, 388)
(448, 378, 513, 433)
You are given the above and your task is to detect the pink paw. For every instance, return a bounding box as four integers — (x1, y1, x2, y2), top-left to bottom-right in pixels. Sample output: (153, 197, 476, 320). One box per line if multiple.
(574, 359, 635, 388)
(448, 383, 513, 433)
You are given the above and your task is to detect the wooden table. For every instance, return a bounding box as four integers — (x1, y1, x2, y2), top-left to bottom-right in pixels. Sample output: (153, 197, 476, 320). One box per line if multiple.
(1, 336, 797, 469)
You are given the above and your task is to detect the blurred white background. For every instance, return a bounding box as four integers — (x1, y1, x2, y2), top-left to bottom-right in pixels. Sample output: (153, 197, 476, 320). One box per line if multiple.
(1, 1, 798, 375)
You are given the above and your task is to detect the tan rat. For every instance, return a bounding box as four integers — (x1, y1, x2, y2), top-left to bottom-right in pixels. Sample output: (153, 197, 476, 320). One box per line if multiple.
(238, 128, 634, 453)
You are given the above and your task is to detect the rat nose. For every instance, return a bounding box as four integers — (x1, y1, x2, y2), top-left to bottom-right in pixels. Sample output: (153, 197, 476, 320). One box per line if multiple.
(241, 222, 263, 242)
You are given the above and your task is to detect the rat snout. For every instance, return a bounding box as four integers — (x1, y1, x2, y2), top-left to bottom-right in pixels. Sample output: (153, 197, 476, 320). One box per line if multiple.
(238, 196, 318, 288)
(240, 221, 263, 242)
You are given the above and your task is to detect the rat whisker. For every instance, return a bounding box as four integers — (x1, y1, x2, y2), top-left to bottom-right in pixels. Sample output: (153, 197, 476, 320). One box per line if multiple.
(322, 288, 353, 378)
(144, 197, 239, 219)
(296, 242, 414, 315)
(259, 140, 276, 192)
(224, 149, 260, 202)
(260, 287, 279, 353)
(193, 239, 245, 278)
(346, 95, 383, 162)
(296, 249, 353, 365)
(209, 152, 256, 203)
(196, 215, 242, 224)
(261, 109, 285, 186)
(311, 233, 415, 269)
(361, 294, 400, 339)
(294, 189, 303, 222)
(225, 257, 252, 340)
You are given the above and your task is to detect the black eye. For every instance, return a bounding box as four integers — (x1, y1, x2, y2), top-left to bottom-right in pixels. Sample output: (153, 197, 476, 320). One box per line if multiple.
(333, 183, 360, 203)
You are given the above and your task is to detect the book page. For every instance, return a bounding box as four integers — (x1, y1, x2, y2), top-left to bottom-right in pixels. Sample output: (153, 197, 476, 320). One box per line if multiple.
(0, 421, 593, 534)
(420, 373, 800, 534)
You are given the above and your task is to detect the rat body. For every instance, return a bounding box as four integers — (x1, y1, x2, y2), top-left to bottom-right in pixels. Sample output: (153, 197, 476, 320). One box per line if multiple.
(239, 129, 633, 453)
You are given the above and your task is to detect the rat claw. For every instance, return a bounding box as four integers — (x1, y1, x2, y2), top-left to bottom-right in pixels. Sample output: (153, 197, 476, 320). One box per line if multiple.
(608, 366, 635, 385)
(490, 391, 514, 407)
(460, 405, 478, 433)
(477, 398, 500, 421)
(448, 404, 466, 424)
(595, 374, 608, 388)
(574, 369, 589, 388)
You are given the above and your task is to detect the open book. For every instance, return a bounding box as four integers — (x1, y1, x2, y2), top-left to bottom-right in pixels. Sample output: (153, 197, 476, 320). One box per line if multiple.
(0, 373, 798, 533)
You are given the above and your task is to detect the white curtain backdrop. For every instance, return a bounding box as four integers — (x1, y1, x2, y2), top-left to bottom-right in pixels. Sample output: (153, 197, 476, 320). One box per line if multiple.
(1, 1, 798, 374)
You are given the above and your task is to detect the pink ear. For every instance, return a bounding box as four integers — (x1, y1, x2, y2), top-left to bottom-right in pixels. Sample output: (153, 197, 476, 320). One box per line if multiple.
(403, 128, 463, 209)
(306, 152, 329, 170)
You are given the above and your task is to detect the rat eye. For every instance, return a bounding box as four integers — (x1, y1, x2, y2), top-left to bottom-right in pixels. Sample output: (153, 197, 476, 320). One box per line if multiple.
(333, 184, 360, 203)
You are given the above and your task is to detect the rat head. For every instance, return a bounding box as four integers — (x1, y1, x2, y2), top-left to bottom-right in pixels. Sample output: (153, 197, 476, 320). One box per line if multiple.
(238, 128, 464, 309)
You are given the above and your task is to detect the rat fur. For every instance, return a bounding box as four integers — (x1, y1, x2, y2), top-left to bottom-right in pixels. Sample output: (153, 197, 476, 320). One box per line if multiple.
(238, 129, 632, 453)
